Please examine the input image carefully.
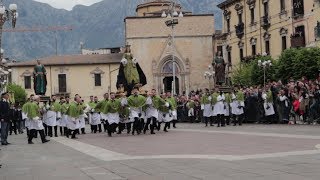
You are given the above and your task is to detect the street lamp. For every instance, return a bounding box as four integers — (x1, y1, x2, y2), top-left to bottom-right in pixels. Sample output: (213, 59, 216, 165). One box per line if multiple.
(204, 65, 215, 90)
(162, 0, 183, 95)
(258, 53, 272, 89)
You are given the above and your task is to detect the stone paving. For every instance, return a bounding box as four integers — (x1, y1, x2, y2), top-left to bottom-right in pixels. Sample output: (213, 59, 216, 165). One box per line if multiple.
(0, 123, 320, 180)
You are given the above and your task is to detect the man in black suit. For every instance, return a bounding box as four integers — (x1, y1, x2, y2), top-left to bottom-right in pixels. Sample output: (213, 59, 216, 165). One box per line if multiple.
(0, 92, 10, 145)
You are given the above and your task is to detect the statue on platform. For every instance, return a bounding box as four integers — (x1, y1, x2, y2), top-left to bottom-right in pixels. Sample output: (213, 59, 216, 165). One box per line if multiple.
(116, 44, 147, 96)
(212, 51, 226, 85)
(33, 60, 47, 95)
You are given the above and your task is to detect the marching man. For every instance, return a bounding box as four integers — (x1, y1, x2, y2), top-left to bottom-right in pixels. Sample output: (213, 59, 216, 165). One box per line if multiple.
(201, 88, 213, 127)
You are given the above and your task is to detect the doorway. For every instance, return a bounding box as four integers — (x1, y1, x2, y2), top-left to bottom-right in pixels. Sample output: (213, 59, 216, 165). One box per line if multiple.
(163, 76, 179, 94)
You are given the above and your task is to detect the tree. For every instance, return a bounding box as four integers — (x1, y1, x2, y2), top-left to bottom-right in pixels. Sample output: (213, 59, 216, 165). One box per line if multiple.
(276, 48, 320, 82)
(6, 83, 27, 105)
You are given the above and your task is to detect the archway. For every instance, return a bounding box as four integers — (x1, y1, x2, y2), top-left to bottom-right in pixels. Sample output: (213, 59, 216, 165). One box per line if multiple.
(161, 60, 180, 94)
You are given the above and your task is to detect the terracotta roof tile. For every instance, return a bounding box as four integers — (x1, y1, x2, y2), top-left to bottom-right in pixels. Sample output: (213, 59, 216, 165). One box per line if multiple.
(8, 53, 123, 67)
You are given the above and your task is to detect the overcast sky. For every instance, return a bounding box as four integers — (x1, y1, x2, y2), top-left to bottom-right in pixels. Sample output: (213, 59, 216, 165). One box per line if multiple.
(34, 0, 103, 10)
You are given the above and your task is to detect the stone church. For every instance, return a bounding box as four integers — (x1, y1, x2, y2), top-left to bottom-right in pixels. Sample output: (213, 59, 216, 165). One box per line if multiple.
(125, 0, 216, 94)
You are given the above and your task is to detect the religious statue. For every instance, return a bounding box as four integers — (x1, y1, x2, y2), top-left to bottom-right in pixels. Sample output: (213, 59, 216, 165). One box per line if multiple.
(116, 44, 147, 96)
(33, 60, 47, 95)
(212, 51, 226, 85)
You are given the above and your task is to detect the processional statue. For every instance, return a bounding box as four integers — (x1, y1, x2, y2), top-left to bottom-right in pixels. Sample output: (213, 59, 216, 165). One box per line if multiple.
(212, 51, 226, 85)
(33, 60, 47, 95)
(116, 44, 147, 95)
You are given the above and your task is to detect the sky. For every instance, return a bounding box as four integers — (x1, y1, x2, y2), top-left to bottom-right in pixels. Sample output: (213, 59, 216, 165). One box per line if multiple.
(34, 0, 104, 10)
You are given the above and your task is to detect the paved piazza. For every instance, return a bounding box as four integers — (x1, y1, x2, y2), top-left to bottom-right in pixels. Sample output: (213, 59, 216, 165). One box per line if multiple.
(1, 124, 320, 180)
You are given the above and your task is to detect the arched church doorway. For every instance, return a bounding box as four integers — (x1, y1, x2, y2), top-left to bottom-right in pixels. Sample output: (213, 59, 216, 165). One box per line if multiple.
(161, 60, 180, 94)
(163, 76, 179, 93)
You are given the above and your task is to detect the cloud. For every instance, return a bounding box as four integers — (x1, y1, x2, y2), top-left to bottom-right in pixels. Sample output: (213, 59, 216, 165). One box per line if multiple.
(34, 0, 103, 10)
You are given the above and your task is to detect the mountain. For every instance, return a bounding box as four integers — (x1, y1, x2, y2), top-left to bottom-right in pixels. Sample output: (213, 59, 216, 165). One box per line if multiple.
(2, 0, 223, 61)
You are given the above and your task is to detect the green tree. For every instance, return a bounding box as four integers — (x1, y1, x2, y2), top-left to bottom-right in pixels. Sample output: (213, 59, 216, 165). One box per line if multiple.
(276, 48, 320, 82)
(6, 83, 27, 105)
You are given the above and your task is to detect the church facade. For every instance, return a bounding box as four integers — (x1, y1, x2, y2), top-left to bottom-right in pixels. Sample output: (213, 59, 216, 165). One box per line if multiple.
(125, 1, 216, 95)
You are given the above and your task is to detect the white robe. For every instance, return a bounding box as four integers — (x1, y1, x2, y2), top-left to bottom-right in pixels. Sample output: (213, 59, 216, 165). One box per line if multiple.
(262, 93, 275, 116)
(107, 112, 120, 124)
(45, 110, 57, 126)
(146, 97, 159, 119)
(67, 117, 80, 130)
(28, 117, 44, 130)
(202, 104, 212, 117)
(89, 112, 101, 125)
(213, 95, 225, 115)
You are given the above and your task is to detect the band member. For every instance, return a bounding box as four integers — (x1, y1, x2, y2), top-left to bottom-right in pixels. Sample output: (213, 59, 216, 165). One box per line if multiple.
(27, 95, 49, 144)
(127, 87, 146, 135)
(201, 88, 213, 127)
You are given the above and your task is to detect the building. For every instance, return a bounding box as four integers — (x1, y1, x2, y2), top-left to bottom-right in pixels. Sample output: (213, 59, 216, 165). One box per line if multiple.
(125, 0, 216, 94)
(217, 0, 320, 68)
(80, 44, 122, 55)
(8, 54, 122, 101)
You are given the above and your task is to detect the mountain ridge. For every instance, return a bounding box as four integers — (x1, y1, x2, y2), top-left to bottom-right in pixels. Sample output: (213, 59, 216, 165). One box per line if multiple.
(2, 0, 223, 61)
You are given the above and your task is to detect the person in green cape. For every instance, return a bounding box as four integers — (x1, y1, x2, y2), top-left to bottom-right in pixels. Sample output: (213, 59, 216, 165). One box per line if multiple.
(66, 95, 82, 139)
(127, 87, 146, 135)
(33, 60, 47, 95)
(27, 95, 49, 144)
(166, 91, 178, 129)
(88, 96, 102, 133)
(201, 88, 213, 127)
(60, 96, 70, 136)
(45, 95, 61, 137)
(102, 92, 121, 137)
(95, 93, 109, 132)
(158, 93, 173, 132)
(145, 89, 166, 134)
(22, 94, 34, 138)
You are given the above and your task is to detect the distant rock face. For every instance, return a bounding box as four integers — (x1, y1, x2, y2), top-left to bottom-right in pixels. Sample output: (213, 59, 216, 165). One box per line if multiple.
(2, 0, 223, 61)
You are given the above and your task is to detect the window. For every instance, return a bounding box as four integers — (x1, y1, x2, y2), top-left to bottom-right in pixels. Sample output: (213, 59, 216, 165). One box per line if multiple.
(24, 76, 31, 89)
(226, 19, 230, 32)
(293, 0, 304, 16)
(252, 45, 256, 56)
(227, 51, 232, 65)
(263, 2, 269, 16)
(217, 46, 223, 57)
(58, 74, 67, 93)
(240, 48, 244, 60)
(94, 74, 101, 86)
(281, 36, 287, 51)
(238, 13, 243, 24)
(280, 0, 285, 11)
(250, 8, 255, 24)
(265, 40, 270, 55)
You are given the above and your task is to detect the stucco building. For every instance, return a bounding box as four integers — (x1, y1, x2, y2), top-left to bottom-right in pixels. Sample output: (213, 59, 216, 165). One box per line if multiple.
(8, 54, 121, 101)
(217, 0, 320, 69)
(125, 0, 215, 94)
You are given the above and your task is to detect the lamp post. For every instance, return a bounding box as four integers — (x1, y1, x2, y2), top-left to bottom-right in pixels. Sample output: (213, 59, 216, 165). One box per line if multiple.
(161, 0, 183, 95)
(258, 52, 272, 89)
(204, 65, 215, 90)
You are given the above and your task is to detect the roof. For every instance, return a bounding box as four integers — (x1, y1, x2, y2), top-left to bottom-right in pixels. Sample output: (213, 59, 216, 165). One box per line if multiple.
(136, 0, 181, 12)
(125, 13, 214, 20)
(8, 53, 123, 67)
(217, 0, 239, 9)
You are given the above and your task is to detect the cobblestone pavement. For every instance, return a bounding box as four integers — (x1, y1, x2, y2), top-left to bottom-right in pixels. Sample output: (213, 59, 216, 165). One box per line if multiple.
(1, 123, 320, 180)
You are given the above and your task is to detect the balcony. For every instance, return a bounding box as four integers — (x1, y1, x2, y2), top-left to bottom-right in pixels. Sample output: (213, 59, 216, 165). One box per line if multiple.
(235, 22, 244, 38)
(54, 87, 71, 96)
(290, 33, 305, 48)
(261, 16, 270, 29)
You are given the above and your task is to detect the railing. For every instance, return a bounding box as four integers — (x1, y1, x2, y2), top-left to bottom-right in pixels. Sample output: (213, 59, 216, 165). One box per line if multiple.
(53, 87, 71, 96)
(235, 22, 244, 38)
(290, 33, 305, 48)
